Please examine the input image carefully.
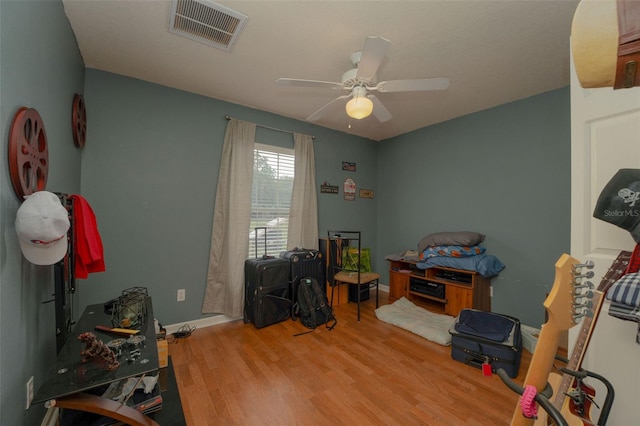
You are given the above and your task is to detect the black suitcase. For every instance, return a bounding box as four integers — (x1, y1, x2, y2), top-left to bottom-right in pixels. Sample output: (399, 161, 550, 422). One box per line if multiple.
(243, 227, 291, 328)
(449, 309, 522, 378)
(280, 248, 326, 305)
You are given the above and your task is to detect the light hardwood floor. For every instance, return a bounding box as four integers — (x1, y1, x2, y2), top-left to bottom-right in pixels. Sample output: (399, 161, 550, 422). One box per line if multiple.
(169, 293, 532, 425)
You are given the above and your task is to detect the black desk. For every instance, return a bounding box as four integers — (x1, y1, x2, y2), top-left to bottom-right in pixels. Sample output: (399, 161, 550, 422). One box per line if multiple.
(34, 297, 160, 426)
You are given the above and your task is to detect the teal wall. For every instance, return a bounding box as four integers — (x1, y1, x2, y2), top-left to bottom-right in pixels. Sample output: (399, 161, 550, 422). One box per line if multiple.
(0, 1, 85, 425)
(377, 88, 571, 327)
(80, 70, 570, 332)
(0, 1, 570, 424)
(79, 69, 379, 324)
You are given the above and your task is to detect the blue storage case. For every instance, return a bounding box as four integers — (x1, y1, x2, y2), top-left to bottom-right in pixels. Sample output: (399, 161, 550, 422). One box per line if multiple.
(449, 309, 522, 378)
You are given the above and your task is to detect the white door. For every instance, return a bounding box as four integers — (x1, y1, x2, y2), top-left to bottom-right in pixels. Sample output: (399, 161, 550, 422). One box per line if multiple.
(570, 48, 640, 423)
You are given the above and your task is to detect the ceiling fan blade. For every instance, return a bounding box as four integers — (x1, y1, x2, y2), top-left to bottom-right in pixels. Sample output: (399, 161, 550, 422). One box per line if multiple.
(276, 78, 343, 90)
(368, 95, 393, 123)
(356, 36, 390, 81)
(376, 77, 450, 93)
(306, 94, 352, 122)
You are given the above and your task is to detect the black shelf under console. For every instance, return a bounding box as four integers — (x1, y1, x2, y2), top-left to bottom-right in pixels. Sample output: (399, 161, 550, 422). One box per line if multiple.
(409, 278, 445, 299)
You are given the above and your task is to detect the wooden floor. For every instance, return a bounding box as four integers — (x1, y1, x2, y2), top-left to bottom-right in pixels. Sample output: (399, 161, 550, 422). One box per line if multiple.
(169, 293, 532, 425)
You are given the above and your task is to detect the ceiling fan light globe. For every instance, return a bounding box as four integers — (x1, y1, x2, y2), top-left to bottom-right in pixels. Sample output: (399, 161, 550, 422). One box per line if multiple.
(345, 96, 373, 119)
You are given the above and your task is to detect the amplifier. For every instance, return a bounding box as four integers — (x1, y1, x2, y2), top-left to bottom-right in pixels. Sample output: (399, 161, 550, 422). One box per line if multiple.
(409, 278, 445, 299)
(435, 270, 471, 284)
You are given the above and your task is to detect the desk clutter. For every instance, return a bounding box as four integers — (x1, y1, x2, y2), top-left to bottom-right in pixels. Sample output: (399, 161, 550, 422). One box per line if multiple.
(33, 293, 166, 426)
(59, 357, 187, 426)
(59, 374, 163, 425)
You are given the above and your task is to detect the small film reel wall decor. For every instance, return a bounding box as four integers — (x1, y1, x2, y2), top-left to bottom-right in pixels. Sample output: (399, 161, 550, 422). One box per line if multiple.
(8, 94, 87, 198)
(8, 107, 49, 199)
(71, 93, 87, 148)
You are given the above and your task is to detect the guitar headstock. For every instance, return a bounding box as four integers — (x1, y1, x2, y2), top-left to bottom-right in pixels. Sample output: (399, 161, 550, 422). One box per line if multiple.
(571, 250, 633, 321)
(543, 253, 594, 331)
(596, 250, 632, 293)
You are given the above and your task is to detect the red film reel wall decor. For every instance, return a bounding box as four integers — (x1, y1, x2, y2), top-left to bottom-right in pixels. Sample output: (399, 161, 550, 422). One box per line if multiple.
(71, 93, 87, 148)
(8, 107, 49, 199)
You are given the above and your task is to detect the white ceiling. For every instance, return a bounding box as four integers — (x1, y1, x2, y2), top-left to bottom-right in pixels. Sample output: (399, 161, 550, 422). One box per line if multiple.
(62, 0, 580, 141)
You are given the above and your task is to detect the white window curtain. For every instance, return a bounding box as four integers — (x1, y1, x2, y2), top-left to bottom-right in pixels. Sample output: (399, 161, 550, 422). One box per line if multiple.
(202, 122, 317, 317)
(202, 119, 255, 316)
(287, 133, 319, 250)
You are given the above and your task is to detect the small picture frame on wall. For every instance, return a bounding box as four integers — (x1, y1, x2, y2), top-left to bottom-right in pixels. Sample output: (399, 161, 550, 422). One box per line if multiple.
(321, 181, 339, 194)
(344, 178, 356, 201)
(342, 161, 356, 172)
(359, 189, 374, 199)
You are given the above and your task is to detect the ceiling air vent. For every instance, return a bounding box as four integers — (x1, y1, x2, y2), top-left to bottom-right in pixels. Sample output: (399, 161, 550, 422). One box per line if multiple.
(169, 0, 248, 52)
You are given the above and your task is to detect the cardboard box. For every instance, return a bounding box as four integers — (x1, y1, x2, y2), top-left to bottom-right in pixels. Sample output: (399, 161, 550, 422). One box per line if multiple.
(157, 339, 168, 368)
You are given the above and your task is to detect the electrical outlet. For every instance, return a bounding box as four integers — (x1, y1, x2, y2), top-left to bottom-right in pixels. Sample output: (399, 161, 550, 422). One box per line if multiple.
(26, 376, 34, 410)
(177, 289, 185, 302)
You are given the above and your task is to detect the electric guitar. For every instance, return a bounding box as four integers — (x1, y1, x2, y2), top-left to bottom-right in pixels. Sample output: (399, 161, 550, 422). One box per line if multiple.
(534, 251, 631, 426)
(511, 253, 594, 426)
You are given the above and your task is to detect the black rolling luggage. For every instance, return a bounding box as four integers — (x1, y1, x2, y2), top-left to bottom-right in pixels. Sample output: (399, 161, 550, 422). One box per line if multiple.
(280, 248, 326, 306)
(449, 309, 522, 378)
(243, 227, 291, 328)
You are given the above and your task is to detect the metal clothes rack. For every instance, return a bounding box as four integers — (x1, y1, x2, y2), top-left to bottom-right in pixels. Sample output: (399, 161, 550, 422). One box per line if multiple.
(326, 230, 380, 321)
(224, 115, 315, 139)
(53, 193, 76, 353)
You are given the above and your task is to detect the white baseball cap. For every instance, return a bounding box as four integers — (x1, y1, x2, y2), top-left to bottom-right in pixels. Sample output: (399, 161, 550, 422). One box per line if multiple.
(16, 191, 69, 265)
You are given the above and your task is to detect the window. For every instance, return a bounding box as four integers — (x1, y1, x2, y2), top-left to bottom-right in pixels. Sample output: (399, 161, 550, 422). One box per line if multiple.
(248, 144, 294, 258)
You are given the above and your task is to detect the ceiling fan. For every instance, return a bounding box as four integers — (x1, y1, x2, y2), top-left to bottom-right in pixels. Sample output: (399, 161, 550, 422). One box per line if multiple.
(276, 36, 450, 123)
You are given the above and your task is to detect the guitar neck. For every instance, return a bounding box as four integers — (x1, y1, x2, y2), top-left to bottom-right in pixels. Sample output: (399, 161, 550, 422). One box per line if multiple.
(551, 251, 631, 413)
(551, 292, 603, 411)
(509, 252, 631, 425)
(511, 254, 589, 426)
(512, 322, 565, 425)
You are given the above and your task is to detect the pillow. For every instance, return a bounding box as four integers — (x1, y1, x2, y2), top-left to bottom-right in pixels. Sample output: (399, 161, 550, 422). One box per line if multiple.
(418, 231, 485, 252)
(421, 245, 486, 259)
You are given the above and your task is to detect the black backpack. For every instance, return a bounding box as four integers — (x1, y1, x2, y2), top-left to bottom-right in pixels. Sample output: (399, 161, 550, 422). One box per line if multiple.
(292, 277, 337, 333)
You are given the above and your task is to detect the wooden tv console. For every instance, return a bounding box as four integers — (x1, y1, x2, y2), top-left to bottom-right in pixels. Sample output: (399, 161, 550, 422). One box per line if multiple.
(388, 259, 490, 317)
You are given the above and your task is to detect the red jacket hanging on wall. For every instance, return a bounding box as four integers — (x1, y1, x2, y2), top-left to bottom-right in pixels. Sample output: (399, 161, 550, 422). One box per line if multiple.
(69, 195, 105, 278)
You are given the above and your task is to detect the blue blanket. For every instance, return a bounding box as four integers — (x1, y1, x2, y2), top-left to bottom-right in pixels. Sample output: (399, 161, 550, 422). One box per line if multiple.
(416, 253, 505, 278)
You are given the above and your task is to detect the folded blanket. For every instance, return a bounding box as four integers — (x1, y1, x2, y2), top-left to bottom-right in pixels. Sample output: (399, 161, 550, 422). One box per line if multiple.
(421, 245, 485, 259)
(385, 249, 421, 262)
(606, 272, 640, 307)
(608, 300, 640, 344)
(375, 297, 455, 346)
(416, 254, 505, 278)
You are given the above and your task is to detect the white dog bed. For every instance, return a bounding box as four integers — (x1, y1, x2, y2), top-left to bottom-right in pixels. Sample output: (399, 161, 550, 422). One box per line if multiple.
(375, 297, 455, 346)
